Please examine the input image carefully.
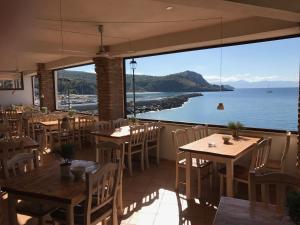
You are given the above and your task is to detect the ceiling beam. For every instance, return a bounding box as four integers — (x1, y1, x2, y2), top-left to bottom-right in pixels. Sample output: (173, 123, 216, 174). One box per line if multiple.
(152, 0, 300, 22)
(109, 17, 299, 57)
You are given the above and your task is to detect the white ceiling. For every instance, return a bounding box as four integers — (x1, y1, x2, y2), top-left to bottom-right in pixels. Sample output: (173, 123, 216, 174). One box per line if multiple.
(0, 0, 299, 73)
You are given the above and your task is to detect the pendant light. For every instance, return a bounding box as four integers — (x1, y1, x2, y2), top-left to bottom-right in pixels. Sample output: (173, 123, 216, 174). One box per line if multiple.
(217, 17, 224, 110)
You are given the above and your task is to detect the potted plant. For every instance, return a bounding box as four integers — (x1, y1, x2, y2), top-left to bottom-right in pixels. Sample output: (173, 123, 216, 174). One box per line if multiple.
(41, 106, 48, 114)
(128, 117, 138, 125)
(228, 121, 244, 139)
(287, 191, 300, 225)
(54, 144, 75, 177)
(68, 109, 75, 117)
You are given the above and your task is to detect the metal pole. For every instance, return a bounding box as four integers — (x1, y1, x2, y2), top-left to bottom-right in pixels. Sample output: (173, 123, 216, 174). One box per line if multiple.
(133, 68, 136, 117)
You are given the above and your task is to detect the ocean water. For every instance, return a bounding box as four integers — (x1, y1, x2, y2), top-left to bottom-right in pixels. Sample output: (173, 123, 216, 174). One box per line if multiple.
(128, 88, 298, 131)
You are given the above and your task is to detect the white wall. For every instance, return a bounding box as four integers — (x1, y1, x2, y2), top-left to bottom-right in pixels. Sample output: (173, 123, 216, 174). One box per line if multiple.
(158, 122, 299, 176)
(0, 75, 33, 106)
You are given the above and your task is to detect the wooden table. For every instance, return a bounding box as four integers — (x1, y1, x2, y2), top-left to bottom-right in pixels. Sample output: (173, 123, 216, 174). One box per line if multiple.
(213, 197, 295, 225)
(90, 126, 131, 215)
(179, 133, 261, 198)
(1, 160, 99, 225)
(0, 137, 39, 158)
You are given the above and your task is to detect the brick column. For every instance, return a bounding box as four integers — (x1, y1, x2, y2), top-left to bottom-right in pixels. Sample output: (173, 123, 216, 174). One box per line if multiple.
(93, 57, 124, 120)
(37, 63, 56, 112)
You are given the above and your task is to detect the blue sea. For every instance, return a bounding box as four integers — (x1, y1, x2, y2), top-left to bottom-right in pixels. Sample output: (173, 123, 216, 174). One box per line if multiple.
(127, 88, 298, 131)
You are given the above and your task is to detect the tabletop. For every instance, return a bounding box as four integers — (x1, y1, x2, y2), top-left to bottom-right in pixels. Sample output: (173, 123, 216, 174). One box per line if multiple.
(213, 197, 295, 225)
(1, 160, 99, 205)
(179, 133, 261, 159)
(91, 126, 131, 139)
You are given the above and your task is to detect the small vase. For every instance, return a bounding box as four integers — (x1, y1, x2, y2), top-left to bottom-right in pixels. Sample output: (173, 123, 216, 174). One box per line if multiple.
(60, 163, 71, 177)
(232, 130, 239, 139)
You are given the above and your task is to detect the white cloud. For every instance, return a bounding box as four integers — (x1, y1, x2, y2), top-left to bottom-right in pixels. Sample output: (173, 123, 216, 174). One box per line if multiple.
(205, 73, 296, 83)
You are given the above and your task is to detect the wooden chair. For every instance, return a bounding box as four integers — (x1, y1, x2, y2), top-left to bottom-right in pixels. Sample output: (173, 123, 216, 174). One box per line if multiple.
(5, 109, 18, 120)
(219, 138, 272, 197)
(0, 119, 10, 139)
(112, 118, 128, 128)
(172, 128, 212, 197)
(125, 125, 146, 176)
(192, 125, 208, 140)
(0, 138, 24, 160)
(249, 171, 300, 214)
(52, 117, 75, 149)
(266, 131, 291, 172)
(145, 121, 161, 168)
(50, 162, 120, 225)
(2, 151, 56, 225)
(93, 121, 112, 131)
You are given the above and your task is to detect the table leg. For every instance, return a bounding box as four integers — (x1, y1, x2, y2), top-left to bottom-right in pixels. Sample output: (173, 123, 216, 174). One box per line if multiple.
(117, 143, 125, 215)
(226, 160, 234, 197)
(66, 205, 74, 225)
(185, 152, 192, 199)
(8, 193, 17, 225)
(95, 136, 99, 162)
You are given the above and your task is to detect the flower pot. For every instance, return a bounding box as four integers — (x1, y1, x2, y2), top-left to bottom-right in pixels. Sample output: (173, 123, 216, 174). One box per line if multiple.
(232, 130, 239, 139)
(60, 162, 71, 177)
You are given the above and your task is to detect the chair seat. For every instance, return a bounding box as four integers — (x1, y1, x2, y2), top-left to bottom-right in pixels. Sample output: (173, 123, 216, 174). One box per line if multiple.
(178, 158, 211, 168)
(16, 200, 56, 217)
(51, 204, 112, 225)
(266, 159, 281, 171)
(218, 165, 249, 182)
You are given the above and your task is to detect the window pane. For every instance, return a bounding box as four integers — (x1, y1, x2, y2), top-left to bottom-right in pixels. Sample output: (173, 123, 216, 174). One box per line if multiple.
(55, 64, 98, 114)
(32, 75, 40, 106)
(125, 37, 299, 131)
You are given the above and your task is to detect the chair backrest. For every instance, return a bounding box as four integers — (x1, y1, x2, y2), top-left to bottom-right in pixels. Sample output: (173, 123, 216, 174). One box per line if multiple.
(93, 121, 112, 131)
(250, 138, 272, 171)
(249, 171, 300, 213)
(146, 122, 161, 143)
(58, 117, 75, 133)
(0, 119, 10, 139)
(5, 110, 18, 119)
(192, 125, 208, 141)
(0, 138, 24, 160)
(129, 125, 146, 146)
(2, 150, 39, 179)
(280, 131, 291, 171)
(112, 118, 128, 128)
(172, 128, 189, 154)
(85, 162, 120, 225)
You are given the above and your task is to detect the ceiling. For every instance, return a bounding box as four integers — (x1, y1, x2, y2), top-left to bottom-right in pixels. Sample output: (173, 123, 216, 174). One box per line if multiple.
(0, 0, 299, 74)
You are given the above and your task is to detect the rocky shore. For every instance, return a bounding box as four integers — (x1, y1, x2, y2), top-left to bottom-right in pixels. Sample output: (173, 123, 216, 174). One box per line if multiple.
(127, 93, 202, 114)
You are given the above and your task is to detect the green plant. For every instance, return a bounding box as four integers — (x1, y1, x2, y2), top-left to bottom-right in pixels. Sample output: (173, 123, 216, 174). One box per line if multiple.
(41, 107, 48, 114)
(55, 144, 75, 164)
(128, 117, 137, 124)
(228, 121, 244, 138)
(287, 191, 300, 225)
(68, 109, 75, 117)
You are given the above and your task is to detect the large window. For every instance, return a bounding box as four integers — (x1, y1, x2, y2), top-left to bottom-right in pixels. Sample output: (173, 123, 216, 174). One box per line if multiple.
(54, 64, 98, 114)
(125, 37, 300, 131)
(32, 75, 40, 106)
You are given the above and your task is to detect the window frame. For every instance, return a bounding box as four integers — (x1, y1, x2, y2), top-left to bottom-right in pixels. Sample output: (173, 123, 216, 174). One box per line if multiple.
(53, 62, 98, 114)
(123, 34, 300, 132)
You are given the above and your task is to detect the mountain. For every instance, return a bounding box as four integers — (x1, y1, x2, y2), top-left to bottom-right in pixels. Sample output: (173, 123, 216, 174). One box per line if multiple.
(56, 69, 234, 94)
(224, 80, 298, 89)
(126, 70, 234, 92)
(57, 70, 97, 94)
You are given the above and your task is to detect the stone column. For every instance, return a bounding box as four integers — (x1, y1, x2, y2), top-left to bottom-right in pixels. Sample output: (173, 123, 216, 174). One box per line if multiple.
(37, 63, 56, 112)
(93, 57, 125, 121)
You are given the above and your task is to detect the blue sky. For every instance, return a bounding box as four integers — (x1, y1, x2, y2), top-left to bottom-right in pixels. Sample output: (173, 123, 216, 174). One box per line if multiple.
(68, 37, 300, 83)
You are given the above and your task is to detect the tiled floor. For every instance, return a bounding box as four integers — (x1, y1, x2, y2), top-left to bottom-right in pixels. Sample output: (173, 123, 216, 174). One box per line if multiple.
(1, 148, 229, 225)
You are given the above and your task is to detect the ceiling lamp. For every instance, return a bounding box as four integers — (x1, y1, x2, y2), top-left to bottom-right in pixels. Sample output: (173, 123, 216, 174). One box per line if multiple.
(166, 6, 173, 10)
(217, 17, 224, 111)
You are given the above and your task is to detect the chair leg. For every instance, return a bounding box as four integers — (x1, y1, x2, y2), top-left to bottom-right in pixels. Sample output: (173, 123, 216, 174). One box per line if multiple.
(127, 153, 133, 176)
(156, 145, 160, 166)
(175, 163, 179, 190)
(38, 216, 44, 225)
(141, 149, 144, 171)
(209, 165, 213, 189)
(197, 169, 201, 197)
(112, 204, 118, 225)
(220, 175, 224, 196)
(145, 145, 149, 169)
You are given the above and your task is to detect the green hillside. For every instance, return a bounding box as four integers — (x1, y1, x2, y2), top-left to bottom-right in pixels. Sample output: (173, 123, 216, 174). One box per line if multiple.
(57, 69, 233, 94)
